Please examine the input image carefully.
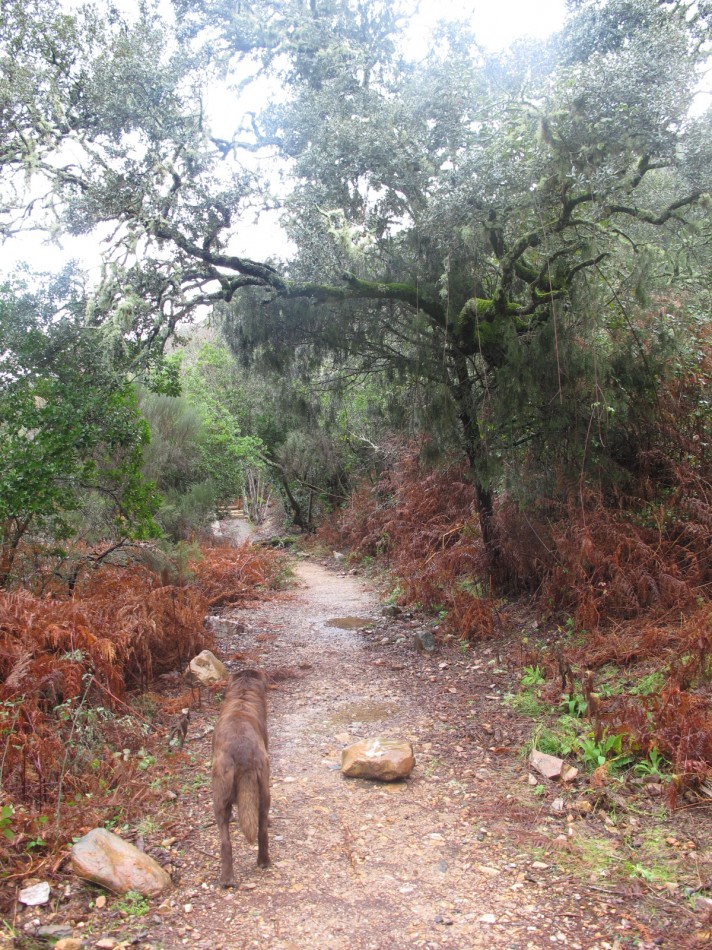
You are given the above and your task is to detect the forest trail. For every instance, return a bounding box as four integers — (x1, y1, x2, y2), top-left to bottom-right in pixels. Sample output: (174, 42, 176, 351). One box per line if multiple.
(141, 559, 689, 949)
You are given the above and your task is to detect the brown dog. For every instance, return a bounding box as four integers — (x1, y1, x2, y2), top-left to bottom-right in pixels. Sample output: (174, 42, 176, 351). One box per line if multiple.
(212, 669, 271, 886)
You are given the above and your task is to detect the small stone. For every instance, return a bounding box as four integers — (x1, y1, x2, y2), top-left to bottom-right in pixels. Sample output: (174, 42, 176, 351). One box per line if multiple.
(530, 749, 577, 782)
(183, 903, 192, 913)
(531, 861, 550, 870)
(560, 763, 579, 783)
(695, 896, 712, 914)
(528, 774, 538, 786)
(19, 882, 50, 906)
(551, 798, 566, 814)
(479, 913, 497, 924)
(95, 895, 107, 909)
(96, 940, 117, 949)
(55, 940, 83, 950)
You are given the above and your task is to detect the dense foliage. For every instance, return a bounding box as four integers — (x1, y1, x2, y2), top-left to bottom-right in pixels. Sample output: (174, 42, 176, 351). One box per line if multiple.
(0, 275, 161, 585)
(1, 0, 710, 554)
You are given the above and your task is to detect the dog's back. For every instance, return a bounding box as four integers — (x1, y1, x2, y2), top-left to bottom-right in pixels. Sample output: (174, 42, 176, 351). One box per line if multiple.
(212, 670, 270, 886)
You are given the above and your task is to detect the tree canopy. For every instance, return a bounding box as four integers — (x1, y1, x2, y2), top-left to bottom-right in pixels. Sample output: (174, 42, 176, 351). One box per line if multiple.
(1, 0, 711, 567)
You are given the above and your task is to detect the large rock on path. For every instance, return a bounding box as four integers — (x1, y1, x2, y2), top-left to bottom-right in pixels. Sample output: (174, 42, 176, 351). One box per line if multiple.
(70, 828, 171, 897)
(341, 737, 415, 781)
(185, 649, 228, 686)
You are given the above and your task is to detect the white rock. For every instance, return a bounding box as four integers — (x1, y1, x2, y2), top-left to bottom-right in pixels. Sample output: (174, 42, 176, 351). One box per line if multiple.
(185, 650, 228, 685)
(18, 882, 50, 906)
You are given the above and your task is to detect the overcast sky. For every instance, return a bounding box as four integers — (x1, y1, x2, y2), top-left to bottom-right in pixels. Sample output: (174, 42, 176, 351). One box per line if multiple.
(409, 0, 567, 51)
(2, 0, 569, 277)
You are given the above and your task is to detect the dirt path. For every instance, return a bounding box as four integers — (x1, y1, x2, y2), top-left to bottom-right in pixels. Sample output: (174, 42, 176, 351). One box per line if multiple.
(139, 559, 705, 949)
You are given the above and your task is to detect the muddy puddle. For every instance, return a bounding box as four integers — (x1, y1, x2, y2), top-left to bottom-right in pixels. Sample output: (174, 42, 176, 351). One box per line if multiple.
(326, 701, 396, 727)
(325, 616, 374, 629)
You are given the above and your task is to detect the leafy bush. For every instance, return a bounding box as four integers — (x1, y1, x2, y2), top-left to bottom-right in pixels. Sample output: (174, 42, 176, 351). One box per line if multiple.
(157, 481, 219, 541)
(0, 276, 162, 585)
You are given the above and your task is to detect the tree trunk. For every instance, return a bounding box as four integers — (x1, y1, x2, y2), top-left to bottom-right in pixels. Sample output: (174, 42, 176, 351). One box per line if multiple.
(450, 356, 507, 584)
(0, 517, 29, 588)
(279, 476, 307, 530)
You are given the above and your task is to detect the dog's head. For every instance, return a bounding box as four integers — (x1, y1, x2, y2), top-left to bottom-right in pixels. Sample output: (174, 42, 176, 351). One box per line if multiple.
(226, 668, 267, 693)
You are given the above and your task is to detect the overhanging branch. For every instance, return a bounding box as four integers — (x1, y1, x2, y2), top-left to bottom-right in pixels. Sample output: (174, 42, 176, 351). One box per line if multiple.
(281, 272, 447, 325)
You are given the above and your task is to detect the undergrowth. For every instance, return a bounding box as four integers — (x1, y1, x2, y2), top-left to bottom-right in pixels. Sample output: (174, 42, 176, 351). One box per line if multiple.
(320, 413, 712, 789)
(321, 450, 493, 640)
(0, 541, 285, 890)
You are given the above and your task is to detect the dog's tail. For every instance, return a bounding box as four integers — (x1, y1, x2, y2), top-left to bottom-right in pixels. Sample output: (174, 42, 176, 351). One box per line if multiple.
(236, 771, 259, 844)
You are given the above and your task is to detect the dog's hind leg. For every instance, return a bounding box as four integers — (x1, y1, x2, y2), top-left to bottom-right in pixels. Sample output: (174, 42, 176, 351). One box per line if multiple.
(257, 762, 271, 868)
(216, 803, 235, 887)
(213, 767, 236, 887)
